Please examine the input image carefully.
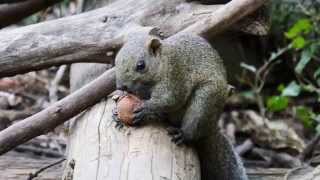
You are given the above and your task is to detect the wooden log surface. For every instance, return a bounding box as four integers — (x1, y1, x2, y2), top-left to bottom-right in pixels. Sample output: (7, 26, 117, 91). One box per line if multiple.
(65, 98, 201, 180)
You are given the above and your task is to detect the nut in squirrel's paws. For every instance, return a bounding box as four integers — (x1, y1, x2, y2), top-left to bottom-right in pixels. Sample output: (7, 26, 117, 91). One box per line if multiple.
(113, 93, 143, 126)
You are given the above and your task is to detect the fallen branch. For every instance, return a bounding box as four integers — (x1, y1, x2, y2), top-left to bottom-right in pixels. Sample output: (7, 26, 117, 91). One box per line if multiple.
(299, 134, 320, 161)
(0, 68, 115, 155)
(0, 0, 63, 28)
(28, 158, 66, 180)
(15, 145, 64, 158)
(252, 148, 302, 168)
(236, 139, 254, 156)
(0, 0, 268, 155)
(182, 0, 269, 39)
(0, 0, 267, 78)
(0, 109, 35, 122)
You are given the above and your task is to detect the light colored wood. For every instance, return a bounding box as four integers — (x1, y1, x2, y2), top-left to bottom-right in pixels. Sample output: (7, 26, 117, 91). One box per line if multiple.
(0, 0, 268, 78)
(0, 0, 221, 77)
(182, 0, 269, 38)
(65, 98, 200, 180)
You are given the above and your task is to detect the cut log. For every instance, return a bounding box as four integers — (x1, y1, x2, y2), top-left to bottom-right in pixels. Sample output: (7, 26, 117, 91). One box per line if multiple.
(64, 98, 200, 180)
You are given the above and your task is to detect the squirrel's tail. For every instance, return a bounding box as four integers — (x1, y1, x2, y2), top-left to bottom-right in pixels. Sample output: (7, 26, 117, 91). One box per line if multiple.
(196, 131, 248, 180)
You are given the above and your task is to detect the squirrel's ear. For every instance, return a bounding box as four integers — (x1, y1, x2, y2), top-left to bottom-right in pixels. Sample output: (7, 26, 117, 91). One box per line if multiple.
(148, 38, 161, 56)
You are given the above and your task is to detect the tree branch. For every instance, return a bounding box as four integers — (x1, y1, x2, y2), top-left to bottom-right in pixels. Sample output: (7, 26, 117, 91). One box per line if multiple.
(0, 0, 63, 28)
(0, 0, 268, 78)
(182, 0, 269, 39)
(0, 68, 115, 155)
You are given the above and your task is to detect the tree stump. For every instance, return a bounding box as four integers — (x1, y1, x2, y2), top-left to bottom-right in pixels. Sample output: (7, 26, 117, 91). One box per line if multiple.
(64, 98, 200, 180)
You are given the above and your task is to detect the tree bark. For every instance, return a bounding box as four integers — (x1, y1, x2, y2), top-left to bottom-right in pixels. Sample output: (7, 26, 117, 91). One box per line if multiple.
(64, 98, 200, 180)
(0, 0, 269, 78)
(0, 0, 221, 77)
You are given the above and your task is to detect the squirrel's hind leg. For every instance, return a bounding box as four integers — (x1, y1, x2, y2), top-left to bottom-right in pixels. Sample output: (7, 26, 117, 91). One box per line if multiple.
(178, 84, 248, 180)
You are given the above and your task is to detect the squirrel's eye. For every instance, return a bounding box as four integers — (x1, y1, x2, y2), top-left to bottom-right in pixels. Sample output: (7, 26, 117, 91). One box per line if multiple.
(136, 60, 146, 72)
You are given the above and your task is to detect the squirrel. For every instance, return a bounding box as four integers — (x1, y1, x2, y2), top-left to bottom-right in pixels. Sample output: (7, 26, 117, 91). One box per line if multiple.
(114, 28, 248, 180)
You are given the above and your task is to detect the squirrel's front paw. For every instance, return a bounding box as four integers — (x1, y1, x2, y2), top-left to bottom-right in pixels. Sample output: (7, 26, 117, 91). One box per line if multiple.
(166, 127, 185, 145)
(132, 103, 151, 126)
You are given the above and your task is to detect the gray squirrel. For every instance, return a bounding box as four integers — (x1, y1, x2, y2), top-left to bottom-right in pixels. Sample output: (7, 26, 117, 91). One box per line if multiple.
(114, 28, 248, 180)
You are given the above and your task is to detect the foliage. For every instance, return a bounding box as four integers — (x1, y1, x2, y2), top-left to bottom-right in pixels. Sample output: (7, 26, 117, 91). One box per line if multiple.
(240, 0, 320, 133)
(267, 96, 289, 112)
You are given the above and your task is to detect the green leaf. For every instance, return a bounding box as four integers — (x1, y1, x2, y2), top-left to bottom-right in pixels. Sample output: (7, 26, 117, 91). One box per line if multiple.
(285, 19, 313, 39)
(281, 81, 301, 97)
(295, 106, 315, 129)
(240, 63, 256, 73)
(295, 49, 312, 74)
(277, 84, 285, 93)
(292, 36, 307, 49)
(267, 96, 289, 112)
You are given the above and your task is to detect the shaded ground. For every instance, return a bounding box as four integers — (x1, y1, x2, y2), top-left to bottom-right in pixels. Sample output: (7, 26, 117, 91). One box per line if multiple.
(0, 150, 292, 180)
(0, 151, 63, 180)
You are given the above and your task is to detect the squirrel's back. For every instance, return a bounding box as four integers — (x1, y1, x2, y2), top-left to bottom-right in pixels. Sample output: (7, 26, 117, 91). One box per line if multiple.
(164, 33, 227, 84)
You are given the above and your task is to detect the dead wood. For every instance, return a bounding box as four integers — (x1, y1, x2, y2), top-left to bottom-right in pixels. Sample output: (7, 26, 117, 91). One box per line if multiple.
(0, 68, 115, 155)
(0, 0, 268, 155)
(0, 0, 268, 78)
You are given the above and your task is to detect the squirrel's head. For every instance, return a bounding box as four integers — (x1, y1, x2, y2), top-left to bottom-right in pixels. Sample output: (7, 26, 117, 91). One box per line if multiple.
(115, 31, 163, 99)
